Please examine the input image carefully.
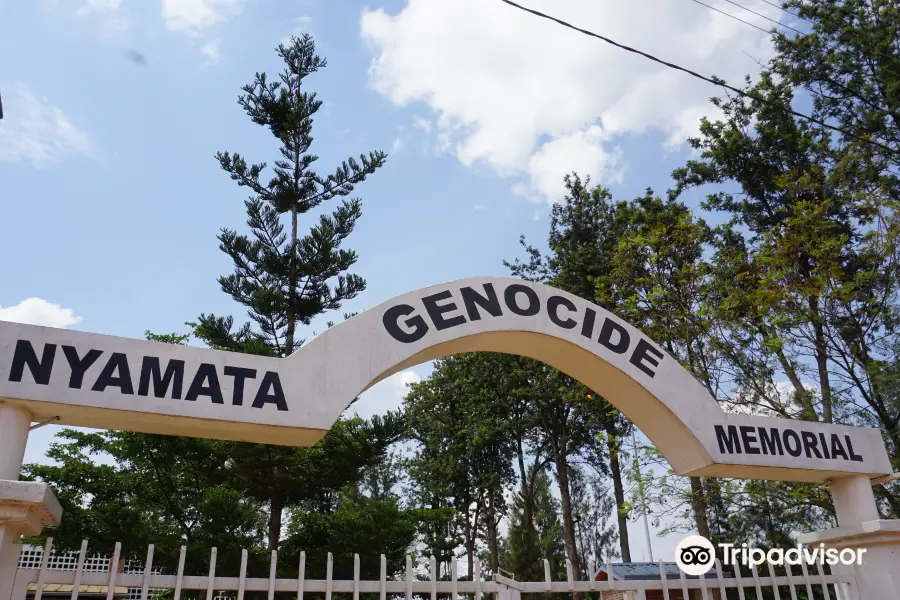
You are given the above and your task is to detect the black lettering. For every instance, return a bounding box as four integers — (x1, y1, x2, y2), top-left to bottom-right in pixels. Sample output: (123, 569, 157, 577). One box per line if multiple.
(252, 371, 288, 411)
(783, 429, 803, 457)
(715, 425, 741, 454)
(9, 340, 56, 385)
(547, 296, 577, 329)
(460, 284, 503, 321)
(504, 284, 540, 316)
(581, 308, 597, 339)
(629, 338, 664, 378)
(62, 346, 102, 389)
(758, 427, 783, 456)
(422, 290, 467, 330)
(740, 426, 760, 455)
(138, 357, 185, 399)
(845, 435, 864, 462)
(383, 304, 429, 343)
(818, 433, 831, 459)
(801, 431, 823, 459)
(224, 366, 257, 406)
(598, 318, 630, 353)
(185, 364, 223, 404)
(91, 353, 134, 394)
(830, 434, 849, 461)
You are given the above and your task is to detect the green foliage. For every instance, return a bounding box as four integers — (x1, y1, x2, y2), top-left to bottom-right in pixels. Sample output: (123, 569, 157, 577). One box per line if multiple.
(405, 352, 518, 575)
(506, 174, 634, 566)
(24, 428, 268, 575)
(204, 34, 386, 357)
(774, 0, 899, 202)
(25, 34, 399, 566)
(189, 33, 393, 552)
(280, 496, 420, 579)
(569, 466, 618, 565)
(664, 0, 900, 526)
(501, 470, 566, 581)
(24, 1, 900, 575)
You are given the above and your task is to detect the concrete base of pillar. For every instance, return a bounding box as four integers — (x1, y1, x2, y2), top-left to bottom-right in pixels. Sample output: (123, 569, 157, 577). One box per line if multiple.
(798, 520, 900, 600)
(0, 481, 62, 600)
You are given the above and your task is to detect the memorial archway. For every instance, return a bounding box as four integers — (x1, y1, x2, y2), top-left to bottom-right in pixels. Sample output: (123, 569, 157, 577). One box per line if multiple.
(1, 276, 899, 599)
(0, 277, 892, 483)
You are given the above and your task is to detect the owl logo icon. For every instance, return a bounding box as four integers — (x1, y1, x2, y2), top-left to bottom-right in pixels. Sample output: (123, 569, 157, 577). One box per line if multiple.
(675, 535, 716, 576)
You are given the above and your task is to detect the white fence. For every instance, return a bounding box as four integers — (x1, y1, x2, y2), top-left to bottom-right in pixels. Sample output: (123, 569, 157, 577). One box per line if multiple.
(17, 541, 165, 600)
(14, 538, 859, 600)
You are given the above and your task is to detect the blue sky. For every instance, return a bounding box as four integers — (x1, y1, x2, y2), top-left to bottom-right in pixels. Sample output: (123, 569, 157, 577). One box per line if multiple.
(1, 0, 791, 564)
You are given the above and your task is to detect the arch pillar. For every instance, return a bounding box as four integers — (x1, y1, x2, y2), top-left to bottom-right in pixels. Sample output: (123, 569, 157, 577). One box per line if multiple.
(795, 475, 900, 600)
(830, 475, 879, 526)
(0, 403, 62, 600)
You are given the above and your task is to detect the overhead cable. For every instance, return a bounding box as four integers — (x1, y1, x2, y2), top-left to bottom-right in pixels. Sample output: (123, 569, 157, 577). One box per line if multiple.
(496, 0, 898, 157)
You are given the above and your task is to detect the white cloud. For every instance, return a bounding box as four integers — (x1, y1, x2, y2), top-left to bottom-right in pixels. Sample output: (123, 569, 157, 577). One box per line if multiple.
(350, 370, 422, 420)
(280, 16, 313, 45)
(391, 136, 404, 153)
(74, 0, 130, 38)
(0, 83, 93, 167)
(412, 115, 432, 134)
(200, 40, 221, 65)
(360, 0, 774, 203)
(0, 298, 83, 328)
(523, 126, 624, 202)
(162, 0, 243, 33)
(76, 0, 122, 14)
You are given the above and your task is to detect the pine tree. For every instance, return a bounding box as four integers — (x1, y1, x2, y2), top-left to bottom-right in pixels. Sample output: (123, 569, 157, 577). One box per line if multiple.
(569, 465, 618, 567)
(502, 470, 567, 593)
(195, 33, 386, 356)
(193, 34, 397, 552)
(505, 175, 635, 562)
(404, 353, 517, 578)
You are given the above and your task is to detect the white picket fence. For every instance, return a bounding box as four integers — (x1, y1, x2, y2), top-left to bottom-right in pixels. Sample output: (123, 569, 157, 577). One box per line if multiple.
(14, 538, 859, 600)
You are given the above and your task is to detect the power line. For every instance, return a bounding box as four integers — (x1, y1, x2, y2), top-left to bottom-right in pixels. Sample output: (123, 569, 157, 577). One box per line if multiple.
(754, 0, 811, 23)
(740, 48, 881, 116)
(698, 0, 899, 111)
(721, 0, 804, 33)
(690, 0, 770, 33)
(496, 0, 897, 157)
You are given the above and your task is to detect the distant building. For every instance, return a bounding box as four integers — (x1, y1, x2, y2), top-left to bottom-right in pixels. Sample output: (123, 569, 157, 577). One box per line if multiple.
(26, 584, 129, 600)
(594, 563, 723, 600)
(19, 544, 155, 600)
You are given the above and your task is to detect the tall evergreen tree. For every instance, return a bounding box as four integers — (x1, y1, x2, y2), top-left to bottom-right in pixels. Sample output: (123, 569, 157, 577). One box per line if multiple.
(404, 353, 517, 577)
(673, 69, 900, 519)
(505, 174, 635, 562)
(501, 470, 567, 585)
(773, 0, 900, 513)
(774, 0, 898, 205)
(192, 34, 399, 551)
(597, 189, 727, 540)
(197, 33, 386, 357)
(569, 465, 618, 566)
(666, 0, 900, 524)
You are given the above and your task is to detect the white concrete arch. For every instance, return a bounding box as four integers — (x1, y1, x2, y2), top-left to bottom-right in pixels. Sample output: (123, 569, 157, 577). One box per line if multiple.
(307, 276, 722, 476)
(0, 277, 893, 483)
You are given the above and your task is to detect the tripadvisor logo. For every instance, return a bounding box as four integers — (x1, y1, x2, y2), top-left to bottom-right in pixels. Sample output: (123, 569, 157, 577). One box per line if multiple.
(675, 535, 716, 576)
(675, 535, 868, 576)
